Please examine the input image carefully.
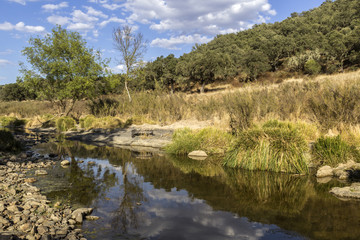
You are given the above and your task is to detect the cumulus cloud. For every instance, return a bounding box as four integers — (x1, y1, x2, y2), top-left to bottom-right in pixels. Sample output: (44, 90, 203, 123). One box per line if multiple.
(151, 34, 212, 50)
(0, 59, 12, 66)
(84, 6, 108, 18)
(102, 3, 122, 10)
(42, 2, 69, 12)
(124, 0, 275, 35)
(8, 0, 39, 5)
(47, 15, 70, 25)
(99, 17, 125, 28)
(0, 21, 45, 33)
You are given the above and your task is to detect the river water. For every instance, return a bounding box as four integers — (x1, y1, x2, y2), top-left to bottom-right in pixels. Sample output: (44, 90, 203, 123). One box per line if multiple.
(32, 141, 360, 240)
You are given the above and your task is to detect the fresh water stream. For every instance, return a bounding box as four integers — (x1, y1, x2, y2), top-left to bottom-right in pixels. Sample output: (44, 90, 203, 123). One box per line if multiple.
(31, 141, 360, 240)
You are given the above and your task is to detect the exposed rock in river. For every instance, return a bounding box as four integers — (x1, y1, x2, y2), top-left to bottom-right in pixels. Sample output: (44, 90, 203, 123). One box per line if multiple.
(330, 183, 360, 199)
(316, 160, 360, 181)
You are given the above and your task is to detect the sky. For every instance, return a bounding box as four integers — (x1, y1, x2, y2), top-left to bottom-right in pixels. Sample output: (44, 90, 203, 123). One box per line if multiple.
(0, 0, 326, 84)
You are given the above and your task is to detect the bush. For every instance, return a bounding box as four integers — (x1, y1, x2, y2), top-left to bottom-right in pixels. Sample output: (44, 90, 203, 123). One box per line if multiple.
(304, 59, 321, 75)
(88, 97, 120, 117)
(0, 130, 22, 152)
(312, 136, 360, 167)
(224, 120, 310, 174)
(80, 115, 126, 130)
(56, 117, 76, 132)
(165, 127, 233, 156)
(0, 116, 26, 128)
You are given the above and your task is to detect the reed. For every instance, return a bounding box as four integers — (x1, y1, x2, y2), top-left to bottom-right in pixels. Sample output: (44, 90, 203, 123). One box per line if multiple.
(224, 120, 310, 174)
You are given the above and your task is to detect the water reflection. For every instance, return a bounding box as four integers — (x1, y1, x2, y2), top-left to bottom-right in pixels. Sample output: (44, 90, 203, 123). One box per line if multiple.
(34, 141, 360, 240)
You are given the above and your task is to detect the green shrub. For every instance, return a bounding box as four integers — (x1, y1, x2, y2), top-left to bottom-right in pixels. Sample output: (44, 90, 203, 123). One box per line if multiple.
(224, 120, 310, 174)
(88, 97, 120, 117)
(312, 136, 360, 167)
(80, 115, 125, 130)
(304, 59, 321, 75)
(0, 130, 22, 152)
(56, 117, 76, 132)
(165, 127, 233, 156)
(0, 116, 26, 128)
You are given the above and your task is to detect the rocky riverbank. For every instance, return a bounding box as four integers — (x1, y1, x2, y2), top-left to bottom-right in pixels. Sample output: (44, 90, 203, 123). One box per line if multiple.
(0, 134, 96, 240)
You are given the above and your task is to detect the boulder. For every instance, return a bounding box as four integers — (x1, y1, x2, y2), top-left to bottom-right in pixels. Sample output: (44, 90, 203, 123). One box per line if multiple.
(330, 183, 360, 199)
(71, 208, 93, 224)
(316, 165, 333, 178)
(188, 150, 208, 160)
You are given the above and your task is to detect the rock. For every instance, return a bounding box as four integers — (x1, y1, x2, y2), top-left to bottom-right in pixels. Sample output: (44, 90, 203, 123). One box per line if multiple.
(85, 216, 100, 221)
(71, 208, 93, 224)
(88, 161, 95, 166)
(188, 150, 208, 160)
(24, 178, 37, 183)
(35, 170, 48, 176)
(37, 225, 48, 235)
(316, 165, 333, 178)
(19, 223, 32, 232)
(7, 205, 20, 212)
(60, 160, 70, 166)
(330, 183, 360, 199)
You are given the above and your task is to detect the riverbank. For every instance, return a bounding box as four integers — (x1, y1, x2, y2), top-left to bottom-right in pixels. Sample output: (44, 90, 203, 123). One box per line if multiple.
(0, 134, 97, 240)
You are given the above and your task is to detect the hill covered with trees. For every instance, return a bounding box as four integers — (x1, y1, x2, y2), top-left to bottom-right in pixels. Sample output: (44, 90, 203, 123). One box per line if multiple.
(1, 0, 360, 100)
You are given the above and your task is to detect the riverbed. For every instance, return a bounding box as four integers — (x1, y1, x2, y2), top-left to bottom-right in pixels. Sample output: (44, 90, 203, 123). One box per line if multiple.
(32, 140, 360, 240)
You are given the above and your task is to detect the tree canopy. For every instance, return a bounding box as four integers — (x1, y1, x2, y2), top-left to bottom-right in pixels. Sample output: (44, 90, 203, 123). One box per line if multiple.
(19, 25, 108, 115)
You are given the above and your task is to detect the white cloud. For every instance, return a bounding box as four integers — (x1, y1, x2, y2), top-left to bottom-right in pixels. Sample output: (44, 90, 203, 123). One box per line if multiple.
(122, 0, 276, 48)
(67, 22, 94, 31)
(84, 6, 108, 18)
(8, 0, 40, 5)
(99, 17, 125, 28)
(102, 3, 122, 10)
(0, 21, 45, 33)
(42, 2, 69, 12)
(47, 15, 70, 25)
(0, 59, 12, 66)
(0, 49, 14, 55)
(151, 34, 212, 50)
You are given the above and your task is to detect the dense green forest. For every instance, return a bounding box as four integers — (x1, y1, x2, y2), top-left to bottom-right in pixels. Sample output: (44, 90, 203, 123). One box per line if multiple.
(1, 0, 360, 101)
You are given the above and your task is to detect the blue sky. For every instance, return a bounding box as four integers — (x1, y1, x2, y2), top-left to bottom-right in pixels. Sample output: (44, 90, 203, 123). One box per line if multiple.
(0, 0, 325, 84)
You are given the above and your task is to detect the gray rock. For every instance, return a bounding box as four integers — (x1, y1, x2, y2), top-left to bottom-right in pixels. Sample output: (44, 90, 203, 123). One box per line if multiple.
(330, 183, 360, 199)
(71, 208, 93, 224)
(188, 150, 208, 160)
(35, 170, 48, 176)
(316, 165, 333, 178)
(19, 223, 32, 232)
(36, 225, 48, 235)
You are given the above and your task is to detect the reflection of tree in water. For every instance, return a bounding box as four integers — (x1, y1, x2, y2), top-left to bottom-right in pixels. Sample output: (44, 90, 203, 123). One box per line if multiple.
(38, 141, 118, 206)
(111, 161, 146, 234)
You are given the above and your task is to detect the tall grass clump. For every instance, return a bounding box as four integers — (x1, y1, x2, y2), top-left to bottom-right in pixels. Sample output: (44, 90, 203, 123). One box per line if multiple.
(79, 115, 128, 130)
(0, 130, 22, 152)
(312, 136, 360, 167)
(165, 127, 233, 156)
(56, 116, 76, 132)
(224, 120, 310, 174)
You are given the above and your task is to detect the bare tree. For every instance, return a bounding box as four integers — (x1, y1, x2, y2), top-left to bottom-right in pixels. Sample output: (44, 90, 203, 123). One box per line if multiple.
(113, 25, 147, 102)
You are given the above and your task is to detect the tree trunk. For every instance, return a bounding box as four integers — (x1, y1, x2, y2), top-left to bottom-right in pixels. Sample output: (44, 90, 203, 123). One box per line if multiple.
(170, 82, 174, 94)
(125, 80, 132, 102)
(200, 82, 206, 94)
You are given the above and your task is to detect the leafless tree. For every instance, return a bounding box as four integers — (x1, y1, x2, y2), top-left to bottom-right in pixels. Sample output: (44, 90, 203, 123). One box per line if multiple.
(113, 25, 147, 102)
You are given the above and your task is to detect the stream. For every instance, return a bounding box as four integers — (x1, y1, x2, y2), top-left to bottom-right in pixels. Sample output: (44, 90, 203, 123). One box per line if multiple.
(31, 140, 360, 240)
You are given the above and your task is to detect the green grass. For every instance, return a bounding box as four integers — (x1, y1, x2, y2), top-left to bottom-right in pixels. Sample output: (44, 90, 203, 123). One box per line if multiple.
(165, 127, 233, 156)
(79, 115, 129, 130)
(0, 116, 26, 128)
(224, 120, 310, 174)
(312, 135, 360, 167)
(56, 116, 76, 132)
